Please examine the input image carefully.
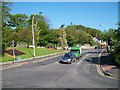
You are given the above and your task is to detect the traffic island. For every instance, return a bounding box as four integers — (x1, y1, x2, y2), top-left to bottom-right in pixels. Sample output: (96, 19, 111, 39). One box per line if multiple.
(101, 64, 119, 79)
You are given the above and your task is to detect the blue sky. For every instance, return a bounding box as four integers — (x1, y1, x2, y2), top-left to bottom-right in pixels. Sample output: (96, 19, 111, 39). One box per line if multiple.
(10, 2, 118, 31)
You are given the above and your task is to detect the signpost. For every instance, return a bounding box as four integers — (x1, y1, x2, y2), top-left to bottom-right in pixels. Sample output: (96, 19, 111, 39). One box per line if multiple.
(12, 40, 15, 63)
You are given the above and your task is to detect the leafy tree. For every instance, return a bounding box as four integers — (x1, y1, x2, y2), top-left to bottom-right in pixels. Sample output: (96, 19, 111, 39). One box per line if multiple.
(113, 22, 120, 65)
(76, 25, 103, 39)
(2, 27, 15, 46)
(7, 14, 28, 31)
(28, 14, 50, 46)
(102, 28, 115, 41)
(2, 2, 12, 27)
(2, 2, 12, 55)
(66, 35, 77, 46)
(17, 27, 32, 47)
(65, 25, 96, 46)
(50, 30, 60, 47)
(65, 25, 79, 46)
(59, 26, 67, 47)
(103, 23, 120, 65)
(38, 30, 59, 47)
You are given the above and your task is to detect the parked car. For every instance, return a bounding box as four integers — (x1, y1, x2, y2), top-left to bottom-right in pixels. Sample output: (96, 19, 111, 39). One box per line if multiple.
(59, 52, 76, 64)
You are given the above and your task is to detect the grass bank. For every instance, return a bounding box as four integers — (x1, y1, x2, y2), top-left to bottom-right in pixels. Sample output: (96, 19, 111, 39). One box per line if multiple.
(2, 47, 65, 62)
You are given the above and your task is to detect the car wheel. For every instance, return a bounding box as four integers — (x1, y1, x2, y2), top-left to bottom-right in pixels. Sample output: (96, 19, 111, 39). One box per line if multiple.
(59, 60, 62, 63)
(73, 58, 76, 62)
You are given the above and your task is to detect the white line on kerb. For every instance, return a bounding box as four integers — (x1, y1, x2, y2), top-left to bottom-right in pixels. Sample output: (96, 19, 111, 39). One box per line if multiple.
(77, 54, 90, 65)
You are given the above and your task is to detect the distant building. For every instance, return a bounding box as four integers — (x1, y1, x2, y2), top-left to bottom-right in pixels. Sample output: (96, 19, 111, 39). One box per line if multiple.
(93, 36, 107, 48)
(93, 36, 99, 43)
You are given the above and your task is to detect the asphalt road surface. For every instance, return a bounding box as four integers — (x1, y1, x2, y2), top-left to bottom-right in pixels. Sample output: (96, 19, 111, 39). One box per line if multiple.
(2, 49, 119, 88)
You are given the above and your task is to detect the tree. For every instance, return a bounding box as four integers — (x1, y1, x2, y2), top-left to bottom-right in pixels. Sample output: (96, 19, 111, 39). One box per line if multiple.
(7, 14, 28, 31)
(76, 25, 103, 39)
(65, 25, 78, 46)
(2, 2, 12, 55)
(113, 22, 120, 65)
(102, 28, 115, 41)
(49, 30, 60, 47)
(59, 26, 68, 47)
(2, 2, 12, 26)
(2, 27, 15, 46)
(28, 14, 50, 46)
(65, 24, 96, 46)
(17, 27, 32, 47)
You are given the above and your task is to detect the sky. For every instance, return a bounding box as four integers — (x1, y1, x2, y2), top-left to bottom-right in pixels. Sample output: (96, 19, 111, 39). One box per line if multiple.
(9, 2, 118, 31)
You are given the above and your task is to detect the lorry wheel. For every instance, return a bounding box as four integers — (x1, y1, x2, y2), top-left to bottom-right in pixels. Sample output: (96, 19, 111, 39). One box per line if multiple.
(76, 57, 79, 59)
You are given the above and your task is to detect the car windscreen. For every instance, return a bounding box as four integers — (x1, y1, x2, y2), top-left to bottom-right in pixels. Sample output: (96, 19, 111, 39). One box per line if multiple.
(64, 54, 70, 57)
(71, 50, 80, 53)
(64, 53, 74, 58)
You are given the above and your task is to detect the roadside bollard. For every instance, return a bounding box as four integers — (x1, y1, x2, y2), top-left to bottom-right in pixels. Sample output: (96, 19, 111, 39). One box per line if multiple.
(13, 55, 16, 64)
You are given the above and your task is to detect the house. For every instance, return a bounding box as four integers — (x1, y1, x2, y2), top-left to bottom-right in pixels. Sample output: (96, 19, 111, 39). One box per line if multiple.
(93, 36, 107, 48)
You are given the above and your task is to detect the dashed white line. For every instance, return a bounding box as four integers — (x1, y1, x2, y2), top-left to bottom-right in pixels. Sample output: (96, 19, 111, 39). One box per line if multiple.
(77, 54, 90, 65)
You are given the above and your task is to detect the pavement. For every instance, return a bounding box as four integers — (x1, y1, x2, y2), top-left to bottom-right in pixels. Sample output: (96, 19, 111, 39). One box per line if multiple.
(100, 50, 120, 80)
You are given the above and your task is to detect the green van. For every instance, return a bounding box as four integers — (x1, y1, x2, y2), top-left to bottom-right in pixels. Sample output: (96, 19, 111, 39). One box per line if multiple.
(70, 45, 82, 59)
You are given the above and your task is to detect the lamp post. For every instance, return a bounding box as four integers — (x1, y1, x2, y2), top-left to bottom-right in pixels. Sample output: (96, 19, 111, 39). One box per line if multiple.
(32, 12, 42, 57)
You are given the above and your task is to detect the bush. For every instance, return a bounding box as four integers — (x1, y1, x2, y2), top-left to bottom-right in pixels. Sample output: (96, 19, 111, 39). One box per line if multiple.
(114, 46, 120, 65)
(46, 43, 55, 48)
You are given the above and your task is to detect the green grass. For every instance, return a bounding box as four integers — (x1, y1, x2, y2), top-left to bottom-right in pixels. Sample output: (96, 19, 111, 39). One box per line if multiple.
(2, 47, 65, 62)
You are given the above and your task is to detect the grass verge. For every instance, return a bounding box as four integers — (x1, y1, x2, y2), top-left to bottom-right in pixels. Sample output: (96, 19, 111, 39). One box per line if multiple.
(2, 47, 65, 62)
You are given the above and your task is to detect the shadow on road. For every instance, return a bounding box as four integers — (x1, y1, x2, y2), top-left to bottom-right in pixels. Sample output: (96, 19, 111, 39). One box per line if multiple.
(59, 61, 71, 64)
(85, 52, 119, 67)
(85, 57, 99, 65)
(85, 51, 120, 69)
(100, 54, 120, 69)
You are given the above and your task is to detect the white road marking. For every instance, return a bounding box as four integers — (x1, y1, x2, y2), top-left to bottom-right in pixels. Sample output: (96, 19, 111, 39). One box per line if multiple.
(55, 62, 59, 64)
(77, 54, 90, 65)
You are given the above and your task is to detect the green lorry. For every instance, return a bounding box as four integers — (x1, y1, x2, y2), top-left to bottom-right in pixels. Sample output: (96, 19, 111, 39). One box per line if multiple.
(70, 45, 82, 59)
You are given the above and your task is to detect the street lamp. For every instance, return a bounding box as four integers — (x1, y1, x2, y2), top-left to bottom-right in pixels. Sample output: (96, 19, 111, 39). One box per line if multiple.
(32, 12, 42, 57)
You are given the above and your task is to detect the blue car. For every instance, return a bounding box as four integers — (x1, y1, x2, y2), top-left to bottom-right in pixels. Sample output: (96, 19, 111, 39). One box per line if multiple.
(59, 52, 76, 64)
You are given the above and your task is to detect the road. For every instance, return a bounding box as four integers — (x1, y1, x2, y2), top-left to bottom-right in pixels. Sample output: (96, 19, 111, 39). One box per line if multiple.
(2, 49, 118, 88)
